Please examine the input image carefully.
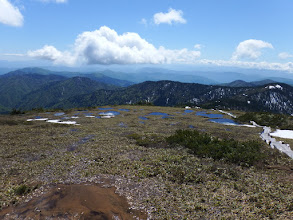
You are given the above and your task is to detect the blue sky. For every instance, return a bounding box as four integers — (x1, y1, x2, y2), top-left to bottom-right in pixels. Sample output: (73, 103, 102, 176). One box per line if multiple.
(1, 0, 293, 72)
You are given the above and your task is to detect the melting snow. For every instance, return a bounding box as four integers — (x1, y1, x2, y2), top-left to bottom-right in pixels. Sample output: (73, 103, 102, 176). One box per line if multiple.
(27, 118, 49, 121)
(218, 110, 237, 118)
(270, 130, 293, 139)
(259, 126, 293, 159)
(47, 120, 79, 125)
(266, 84, 283, 90)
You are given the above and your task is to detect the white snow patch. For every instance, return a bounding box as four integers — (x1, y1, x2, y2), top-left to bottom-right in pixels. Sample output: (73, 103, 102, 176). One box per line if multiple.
(275, 84, 283, 90)
(27, 118, 49, 121)
(247, 101, 251, 104)
(266, 84, 283, 90)
(185, 106, 191, 109)
(218, 110, 237, 118)
(270, 130, 293, 139)
(101, 115, 113, 119)
(46, 120, 79, 125)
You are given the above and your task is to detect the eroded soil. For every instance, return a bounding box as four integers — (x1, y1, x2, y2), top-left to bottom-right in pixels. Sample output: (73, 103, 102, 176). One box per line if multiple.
(0, 183, 147, 220)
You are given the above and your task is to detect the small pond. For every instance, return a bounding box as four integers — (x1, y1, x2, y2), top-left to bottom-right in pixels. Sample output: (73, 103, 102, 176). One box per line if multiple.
(61, 117, 71, 120)
(103, 111, 120, 116)
(54, 112, 65, 116)
(209, 118, 239, 125)
(184, 110, 194, 113)
(196, 111, 223, 118)
(118, 122, 127, 128)
(139, 116, 149, 120)
(147, 112, 170, 118)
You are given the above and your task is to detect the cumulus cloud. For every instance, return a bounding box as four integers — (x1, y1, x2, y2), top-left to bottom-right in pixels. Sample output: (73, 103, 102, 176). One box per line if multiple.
(0, 0, 23, 27)
(232, 39, 273, 60)
(28, 26, 201, 65)
(278, 52, 293, 60)
(153, 8, 186, 25)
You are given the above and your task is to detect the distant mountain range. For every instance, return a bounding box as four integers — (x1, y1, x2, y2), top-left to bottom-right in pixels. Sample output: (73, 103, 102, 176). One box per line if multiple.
(53, 81, 293, 115)
(1, 67, 293, 114)
(221, 79, 276, 87)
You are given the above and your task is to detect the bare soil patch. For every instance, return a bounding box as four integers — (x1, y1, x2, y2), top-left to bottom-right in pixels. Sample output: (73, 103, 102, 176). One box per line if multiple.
(0, 183, 147, 220)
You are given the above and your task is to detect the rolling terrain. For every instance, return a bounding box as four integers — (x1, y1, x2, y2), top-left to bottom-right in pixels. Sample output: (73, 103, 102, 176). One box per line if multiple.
(1, 105, 293, 219)
(2, 68, 293, 115)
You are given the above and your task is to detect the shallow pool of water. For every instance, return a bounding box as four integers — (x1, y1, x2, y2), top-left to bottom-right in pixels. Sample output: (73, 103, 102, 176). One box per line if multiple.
(147, 112, 171, 118)
(139, 116, 149, 120)
(184, 110, 194, 113)
(54, 112, 65, 116)
(103, 111, 120, 116)
(196, 111, 223, 118)
(209, 118, 239, 125)
(148, 112, 168, 116)
(118, 122, 127, 128)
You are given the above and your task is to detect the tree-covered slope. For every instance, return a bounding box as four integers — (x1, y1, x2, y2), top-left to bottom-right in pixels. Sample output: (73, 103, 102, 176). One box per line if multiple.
(0, 72, 66, 109)
(18, 77, 117, 110)
(57, 81, 293, 114)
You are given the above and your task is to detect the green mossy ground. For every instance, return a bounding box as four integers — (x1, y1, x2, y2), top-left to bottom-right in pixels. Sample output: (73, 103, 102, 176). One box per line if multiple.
(1, 106, 293, 219)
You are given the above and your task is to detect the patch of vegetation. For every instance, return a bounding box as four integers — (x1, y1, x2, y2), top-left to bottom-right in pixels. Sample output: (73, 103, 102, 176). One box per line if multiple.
(236, 112, 293, 129)
(10, 108, 24, 115)
(13, 185, 31, 196)
(127, 133, 165, 148)
(166, 129, 264, 166)
(0, 118, 22, 126)
(134, 100, 154, 106)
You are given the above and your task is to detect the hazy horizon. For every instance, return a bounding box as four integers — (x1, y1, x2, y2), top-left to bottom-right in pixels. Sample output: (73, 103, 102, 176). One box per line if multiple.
(1, 0, 293, 74)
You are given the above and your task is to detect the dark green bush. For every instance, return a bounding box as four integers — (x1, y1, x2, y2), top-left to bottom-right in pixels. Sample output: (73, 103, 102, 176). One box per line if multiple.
(14, 185, 30, 196)
(134, 100, 154, 106)
(127, 133, 164, 148)
(236, 112, 293, 129)
(166, 129, 264, 166)
(10, 108, 24, 115)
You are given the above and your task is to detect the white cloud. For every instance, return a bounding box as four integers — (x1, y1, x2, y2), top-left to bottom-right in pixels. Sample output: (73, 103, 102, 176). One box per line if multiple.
(197, 59, 293, 72)
(278, 52, 293, 60)
(153, 8, 186, 25)
(0, 0, 23, 27)
(28, 26, 201, 65)
(232, 39, 273, 60)
(194, 44, 202, 50)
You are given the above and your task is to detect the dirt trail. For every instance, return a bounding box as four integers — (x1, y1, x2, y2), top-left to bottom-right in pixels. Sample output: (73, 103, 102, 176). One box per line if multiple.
(0, 184, 147, 220)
